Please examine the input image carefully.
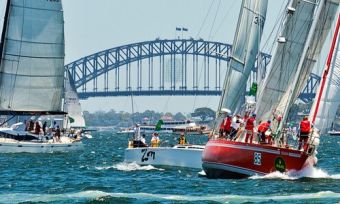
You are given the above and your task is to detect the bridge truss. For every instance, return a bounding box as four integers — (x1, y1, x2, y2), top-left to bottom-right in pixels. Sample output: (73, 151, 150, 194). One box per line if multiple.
(65, 39, 318, 102)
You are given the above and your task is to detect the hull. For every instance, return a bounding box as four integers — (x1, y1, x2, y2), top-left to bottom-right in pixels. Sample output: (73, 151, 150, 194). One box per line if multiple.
(202, 140, 315, 178)
(0, 138, 83, 153)
(328, 130, 340, 136)
(124, 145, 204, 169)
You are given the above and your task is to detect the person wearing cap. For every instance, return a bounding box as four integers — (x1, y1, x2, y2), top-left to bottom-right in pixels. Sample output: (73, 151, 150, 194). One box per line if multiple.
(257, 120, 271, 143)
(178, 132, 188, 145)
(245, 113, 256, 143)
(299, 116, 311, 151)
(151, 132, 160, 147)
(230, 114, 241, 140)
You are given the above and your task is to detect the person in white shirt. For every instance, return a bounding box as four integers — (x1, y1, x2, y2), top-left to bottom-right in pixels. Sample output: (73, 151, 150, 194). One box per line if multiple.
(230, 114, 241, 140)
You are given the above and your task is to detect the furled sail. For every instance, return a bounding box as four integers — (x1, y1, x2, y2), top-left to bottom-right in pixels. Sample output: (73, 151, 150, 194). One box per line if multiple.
(255, 0, 318, 122)
(218, 0, 268, 114)
(64, 70, 86, 128)
(0, 0, 65, 114)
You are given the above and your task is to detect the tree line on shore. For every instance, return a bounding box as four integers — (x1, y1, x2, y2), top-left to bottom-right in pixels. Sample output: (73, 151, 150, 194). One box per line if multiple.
(83, 107, 216, 127)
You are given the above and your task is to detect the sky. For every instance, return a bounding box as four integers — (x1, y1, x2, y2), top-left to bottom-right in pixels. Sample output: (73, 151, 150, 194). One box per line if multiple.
(0, 0, 332, 114)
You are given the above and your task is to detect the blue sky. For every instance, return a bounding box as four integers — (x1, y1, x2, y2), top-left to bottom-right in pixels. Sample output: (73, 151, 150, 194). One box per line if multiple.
(1, 0, 331, 114)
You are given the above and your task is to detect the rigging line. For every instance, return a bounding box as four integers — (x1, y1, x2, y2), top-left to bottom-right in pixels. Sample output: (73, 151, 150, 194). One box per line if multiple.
(203, 0, 222, 108)
(211, 0, 238, 38)
(196, 0, 215, 38)
(208, 0, 221, 40)
(192, 0, 216, 112)
(261, 0, 288, 53)
(193, 0, 222, 111)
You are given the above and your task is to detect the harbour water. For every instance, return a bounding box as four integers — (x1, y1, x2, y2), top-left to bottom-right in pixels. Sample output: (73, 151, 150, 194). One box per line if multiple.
(0, 132, 339, 203)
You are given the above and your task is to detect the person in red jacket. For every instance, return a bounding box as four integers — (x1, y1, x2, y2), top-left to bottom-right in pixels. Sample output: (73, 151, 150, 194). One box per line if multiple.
(245, 113, 256, 143)
(257, 120, 271, 143)
(224, 115, 232, 138)
(299, 116, 311, 151)
(219, 114, 232, 138)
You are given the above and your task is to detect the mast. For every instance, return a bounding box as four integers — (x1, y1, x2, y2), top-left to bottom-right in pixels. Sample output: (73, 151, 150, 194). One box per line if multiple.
(311, 13, 340, 124)
(277, 0, 325, 133)
(0, 0, 11, 68)
(255, 0, 319, 122)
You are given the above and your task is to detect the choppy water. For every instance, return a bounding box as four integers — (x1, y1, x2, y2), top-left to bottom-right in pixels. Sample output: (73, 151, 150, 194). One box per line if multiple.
(0, 132, 339, 204)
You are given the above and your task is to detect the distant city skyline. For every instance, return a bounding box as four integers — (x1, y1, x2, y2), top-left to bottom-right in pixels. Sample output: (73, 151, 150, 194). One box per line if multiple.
(0, 0, 332, 114)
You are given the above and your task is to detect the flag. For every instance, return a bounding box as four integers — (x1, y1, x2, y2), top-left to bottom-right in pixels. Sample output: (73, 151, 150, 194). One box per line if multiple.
(249, 83, 258, 96)
(155, 120, 164, 131)
(182, 28, 188, 31)
(69, 116, 75, 123)
(176, 27, 182, 31)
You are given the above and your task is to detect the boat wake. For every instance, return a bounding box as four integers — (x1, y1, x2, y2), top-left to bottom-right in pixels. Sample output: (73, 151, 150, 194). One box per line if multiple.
(0, 190, 338, 203)
(250, 166, 340, 180)
(95, 162, 164, 171)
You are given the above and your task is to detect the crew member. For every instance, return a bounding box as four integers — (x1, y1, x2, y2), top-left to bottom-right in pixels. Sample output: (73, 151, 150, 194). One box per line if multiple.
(230, 114, 241, 140)
(55, 125, 61, 142)
(224, 115, 232, 138)
(299, 116, 311, 151)
(178, 132, 188, 145)
(140, 134, 148, 147)
(257, 120, 271, 143)
(245, 113, 256, 143)
(34, 121, 41, 135)
(219, 114, 226, 137)
(151, 132, 160, 147)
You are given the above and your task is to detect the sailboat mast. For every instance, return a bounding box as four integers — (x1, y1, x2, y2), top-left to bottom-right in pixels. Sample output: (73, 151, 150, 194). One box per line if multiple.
(312, 13, 340, 124)
(277, 0, 324, 132)
(0, 0, 10, 68)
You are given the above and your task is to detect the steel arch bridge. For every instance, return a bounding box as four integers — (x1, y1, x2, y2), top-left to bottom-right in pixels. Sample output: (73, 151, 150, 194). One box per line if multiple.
(64, 38, 319, 102)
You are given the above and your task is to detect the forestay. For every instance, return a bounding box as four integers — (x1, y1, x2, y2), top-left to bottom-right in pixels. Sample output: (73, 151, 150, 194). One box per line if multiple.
(0, 0, 65, 113)
(218, 0, 267, 115)
(255, 0, 318, 122)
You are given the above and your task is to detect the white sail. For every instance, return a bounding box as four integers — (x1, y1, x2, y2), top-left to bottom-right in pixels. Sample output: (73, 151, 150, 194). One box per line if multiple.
(311, 36, 340, 134)
(64, 70, 86, 128)
(290, 0, 339, 102)
(256, 0, 318, 121)
(275, 0, 340, 122)
(0, 0, 65, 113)
(218, 0, 268, 113)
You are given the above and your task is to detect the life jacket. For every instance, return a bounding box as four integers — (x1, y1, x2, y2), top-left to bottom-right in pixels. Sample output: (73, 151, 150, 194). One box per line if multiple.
(258, 122, 270, 133)
(300, 120, 311, 133)
(245, 117, 256, 131)
(178, 137, 187, 145)
(225, 117, 232, 131)
(151, 137, 160, 147)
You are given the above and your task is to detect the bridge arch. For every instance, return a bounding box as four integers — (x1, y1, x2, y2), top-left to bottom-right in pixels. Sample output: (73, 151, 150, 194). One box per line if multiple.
(65, 38, 271, 98)
(64, 38, 318, 102)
